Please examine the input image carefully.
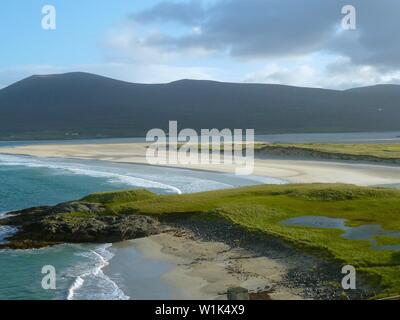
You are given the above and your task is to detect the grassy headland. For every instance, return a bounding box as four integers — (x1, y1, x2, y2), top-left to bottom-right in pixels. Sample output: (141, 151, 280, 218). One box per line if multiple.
(3, 183, 400, 298)
(79, 184, 400, 298)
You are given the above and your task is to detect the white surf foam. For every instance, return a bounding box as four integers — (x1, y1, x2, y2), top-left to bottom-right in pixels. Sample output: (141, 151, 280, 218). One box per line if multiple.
(67, 244, 129, 300)
(0, 154, 182, 194)
(67, 276, 84, 300)
(66, 167, 182, 194)
(0, 154, 287, 196)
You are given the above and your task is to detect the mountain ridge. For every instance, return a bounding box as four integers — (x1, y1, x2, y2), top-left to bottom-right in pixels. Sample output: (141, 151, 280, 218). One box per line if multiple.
(0, 72, 399, 140)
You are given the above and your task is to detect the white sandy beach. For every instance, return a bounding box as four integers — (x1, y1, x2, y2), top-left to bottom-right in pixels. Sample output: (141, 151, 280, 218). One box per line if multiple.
(1, 142, 400, 186)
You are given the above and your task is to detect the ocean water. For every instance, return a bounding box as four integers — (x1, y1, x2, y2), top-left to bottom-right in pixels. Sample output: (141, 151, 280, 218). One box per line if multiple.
(0, 153, 283, 300)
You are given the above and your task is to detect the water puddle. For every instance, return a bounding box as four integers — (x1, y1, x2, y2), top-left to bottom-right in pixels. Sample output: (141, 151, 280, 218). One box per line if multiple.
(281, 216, 400, 251)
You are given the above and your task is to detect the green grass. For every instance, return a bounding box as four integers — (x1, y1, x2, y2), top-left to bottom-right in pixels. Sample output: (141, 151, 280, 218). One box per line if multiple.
(81, 189, 156, 210)
(264, 143, 400, 160)
(375, 235, 400, 246)
(81, 183, 400, 297)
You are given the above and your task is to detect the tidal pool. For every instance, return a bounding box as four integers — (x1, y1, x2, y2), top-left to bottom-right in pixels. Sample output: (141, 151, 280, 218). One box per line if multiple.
(281, 216, 400, 251)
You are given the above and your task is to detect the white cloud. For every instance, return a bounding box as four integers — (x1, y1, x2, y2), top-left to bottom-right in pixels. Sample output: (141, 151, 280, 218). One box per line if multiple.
(244, 64, 317, 87)
(102, 24, 174, 63)
(101, 20, 214, 66)
(244, 57, 400, 90)
(192, 26, 202, 35)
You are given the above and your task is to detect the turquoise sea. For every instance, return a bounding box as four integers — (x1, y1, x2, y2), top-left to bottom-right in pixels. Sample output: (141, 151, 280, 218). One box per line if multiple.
(0, 153, 282, 300)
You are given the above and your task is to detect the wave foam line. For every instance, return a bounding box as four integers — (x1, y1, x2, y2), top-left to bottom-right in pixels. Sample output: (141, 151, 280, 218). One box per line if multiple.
(68, 167, 182, 194)
(67, 244, 129, 300)
(0, 154, 182, 194)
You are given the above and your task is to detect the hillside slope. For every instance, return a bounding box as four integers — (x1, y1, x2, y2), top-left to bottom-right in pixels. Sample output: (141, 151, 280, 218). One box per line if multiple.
(0, 72, 399, 139)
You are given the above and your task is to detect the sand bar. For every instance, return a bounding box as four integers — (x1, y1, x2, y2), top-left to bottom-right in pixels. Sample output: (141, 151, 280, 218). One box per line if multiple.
(1, 142, 400, 186)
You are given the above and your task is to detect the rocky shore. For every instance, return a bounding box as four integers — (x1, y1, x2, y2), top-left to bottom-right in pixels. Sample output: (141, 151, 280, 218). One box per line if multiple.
(0, 201, 162, 249)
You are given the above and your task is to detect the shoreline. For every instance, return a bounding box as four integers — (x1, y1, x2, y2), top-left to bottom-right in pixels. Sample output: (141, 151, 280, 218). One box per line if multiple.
(105, 230, 304, 300)
(1, 142, 400, 299)
(2, 142, 400, 186)
(103, 214, 376, 301)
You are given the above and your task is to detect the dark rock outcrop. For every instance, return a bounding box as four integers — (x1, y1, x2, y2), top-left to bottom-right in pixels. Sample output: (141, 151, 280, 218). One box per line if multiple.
(0, 201, 162, 249)
(11, 214, 160, 243)
(0, 201, 107, 225)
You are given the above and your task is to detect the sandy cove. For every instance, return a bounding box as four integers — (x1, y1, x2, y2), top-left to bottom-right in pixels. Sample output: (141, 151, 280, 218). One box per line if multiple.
(105, 214, 372, 300)
(110, 231, 303, 300)
(1, 142, 400, 186)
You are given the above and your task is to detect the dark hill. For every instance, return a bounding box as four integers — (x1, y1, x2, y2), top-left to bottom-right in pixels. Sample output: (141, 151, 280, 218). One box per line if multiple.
(0, 72, 399, 139)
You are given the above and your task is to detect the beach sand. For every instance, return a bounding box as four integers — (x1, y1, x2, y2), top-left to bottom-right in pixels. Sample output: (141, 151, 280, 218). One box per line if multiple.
(2, 142, 400, 186)
(105, 231, 303, 300)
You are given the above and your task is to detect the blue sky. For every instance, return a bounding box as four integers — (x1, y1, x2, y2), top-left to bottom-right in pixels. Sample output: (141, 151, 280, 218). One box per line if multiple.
(1, 0, 399, 89)
(0, 1, 158, 68)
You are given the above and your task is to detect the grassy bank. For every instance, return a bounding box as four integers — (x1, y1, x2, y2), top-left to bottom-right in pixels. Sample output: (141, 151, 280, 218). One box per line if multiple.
(259, 143, 400, 161)
(79, 183, 400, 298)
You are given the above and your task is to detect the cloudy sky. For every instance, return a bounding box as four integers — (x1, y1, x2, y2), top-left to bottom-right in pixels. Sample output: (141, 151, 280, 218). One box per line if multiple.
(1, 0, 399, 89)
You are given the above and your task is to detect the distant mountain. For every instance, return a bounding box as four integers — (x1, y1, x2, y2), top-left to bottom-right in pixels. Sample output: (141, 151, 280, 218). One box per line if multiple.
(0, 72, 399, 140)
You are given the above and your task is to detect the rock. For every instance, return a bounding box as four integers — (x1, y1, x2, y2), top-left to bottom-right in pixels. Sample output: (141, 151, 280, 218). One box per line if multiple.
(10, 214, 161, 244)
(249, 291, 272, 300)
(1, 201, 107, 225)
(227, 287, 250, 300)
(1, 200, 162, 249)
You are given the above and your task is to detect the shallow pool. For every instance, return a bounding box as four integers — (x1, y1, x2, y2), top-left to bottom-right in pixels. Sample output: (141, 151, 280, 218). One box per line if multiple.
(281, 216, 400, 251)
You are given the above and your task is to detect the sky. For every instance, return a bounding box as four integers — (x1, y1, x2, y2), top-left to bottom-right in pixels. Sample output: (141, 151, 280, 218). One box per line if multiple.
(0, 0, 400, 89)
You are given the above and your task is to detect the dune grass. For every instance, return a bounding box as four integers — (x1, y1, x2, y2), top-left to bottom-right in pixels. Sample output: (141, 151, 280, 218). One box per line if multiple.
(264, 143, 400, 160)
(82, 184, 400, 297)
